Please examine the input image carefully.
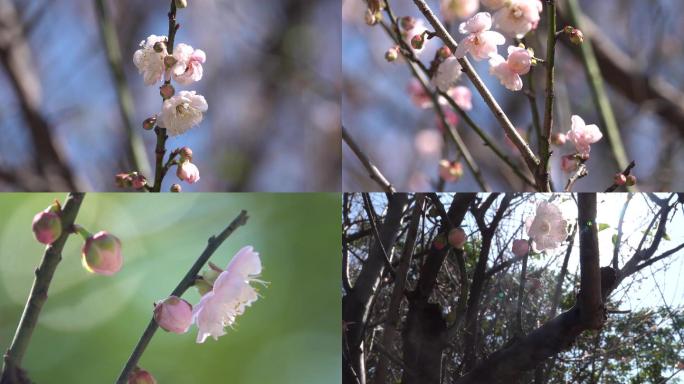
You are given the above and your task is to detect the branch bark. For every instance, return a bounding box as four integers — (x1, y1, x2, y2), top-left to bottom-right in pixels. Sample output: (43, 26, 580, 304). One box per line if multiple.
(1, 193, 85, 384)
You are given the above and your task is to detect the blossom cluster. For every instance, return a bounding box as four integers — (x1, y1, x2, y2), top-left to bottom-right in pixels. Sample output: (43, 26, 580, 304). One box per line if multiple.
(153, 246, 264, 344)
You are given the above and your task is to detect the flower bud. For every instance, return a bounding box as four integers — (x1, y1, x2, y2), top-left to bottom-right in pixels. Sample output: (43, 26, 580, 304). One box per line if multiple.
(400, 16, 416, 31)
(564, 26, 584, 45)
(115, 173, 132, 188)
(153, 41, 166, 54)
(142, 116, 157, 130)
(159, 83, 175, 100)
(551, 132, 566, 146)
(179, 146, 193, 161)
(437, 46, 452, 60)
(410, 34, 425, 50)
(32, 210, 62, 245)
(128, 367, 157, 384)
(154, 296, 193, 334)
(364, 9, 377, 25)
(175, 0, 188, 9)
(561, 154, 578, 173)
(512, 239, 529, 257)
(163, 55, 177, 69)
(82, 231, 122, 275)
(613, 173, 626, 186)
(130, 172, 147, 189)
(385, 47, 399, 62)
(625, 175, 637, 186)
(176, 160, 200, 184)
(448, 227, 466, 249)
(170, 184, 182, 192)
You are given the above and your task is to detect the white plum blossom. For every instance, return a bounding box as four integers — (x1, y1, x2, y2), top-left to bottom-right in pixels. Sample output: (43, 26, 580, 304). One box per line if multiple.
(171, 43, 206, 85)
(455, 12, 505, 61)
(432, 56, 463, 91)
(133, 35, 168, 85)
(493, 0, 542, 38)
(160, 91, 208, 136)
(526, 201, 568, 251)
(192, 246, 263, 343)
(566, 115, 603, 155)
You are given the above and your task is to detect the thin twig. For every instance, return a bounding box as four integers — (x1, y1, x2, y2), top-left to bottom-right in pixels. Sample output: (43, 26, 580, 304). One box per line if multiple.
(604, 160, 636, 192)
(342, 126, 396, 193)
(115, 210, 249, 384)
(539, 0, 557, 192)
(94, 0, 151, 177)
(564, 163, 588, 191)
(1, 193, 86, 384)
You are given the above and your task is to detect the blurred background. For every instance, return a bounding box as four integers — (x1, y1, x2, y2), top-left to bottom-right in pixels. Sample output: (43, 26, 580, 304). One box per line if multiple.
(343, 0, 684, 192)
(0, 0, 341, 191)
(0, 193, 340, 383)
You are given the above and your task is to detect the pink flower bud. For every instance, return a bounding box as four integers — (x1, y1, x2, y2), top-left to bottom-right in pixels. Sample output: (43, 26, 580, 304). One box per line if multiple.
(625, 175, 637, 186)
(154, 296, 193, 334)
(512, 239, 529, 257)
(551, 132, 566, 146)
(130, 172, 147, 189)
(82, 231, 122, 275)
(385, 47, 399, 62)
(159, 83, 175, 100)
(176, 160, 200, 184)
(437, 46, 452, 59)
(180, 146, 193, 161)
(400, 17, 416, 31)
(128, 367, 157, 384)
(448, 228, 467, 249)
(32, 211, 62, 245)
(411, 34, 425, 50)
(142, 117, 157, 130)
(115, 173, 132, 188)
(613, 173, 626, 186)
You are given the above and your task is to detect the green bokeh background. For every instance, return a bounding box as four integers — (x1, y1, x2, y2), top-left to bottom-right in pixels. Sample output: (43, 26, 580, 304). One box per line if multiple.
(0, 193, 341, 383)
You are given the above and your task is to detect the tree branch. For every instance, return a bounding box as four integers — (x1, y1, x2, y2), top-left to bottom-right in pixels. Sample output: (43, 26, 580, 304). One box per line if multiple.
(1, 193, 85, 384)
(115, 210, 249, 384)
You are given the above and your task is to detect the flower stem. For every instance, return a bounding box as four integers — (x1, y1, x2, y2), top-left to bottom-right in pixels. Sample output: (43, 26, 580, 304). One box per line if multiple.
(539, 0, 557, 192)
(149, 0, 179, 193)
(114, 210, 249, 384)
(0, 193, 85, 384)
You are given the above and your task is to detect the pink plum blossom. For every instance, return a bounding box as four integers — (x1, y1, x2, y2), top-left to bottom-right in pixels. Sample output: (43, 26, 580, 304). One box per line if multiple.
(441, 0, 480, 22)
(447, 85, 473, 110)
(160, 90, 208, 136)
(192, 246, 263, 343)
(566, 115, 603, 155)
(526, 201, 568, 251)
(493, 0, 542, 38)
(133, 35, 167, 85)
(32, 210, 62, 245)
(81, 231, 122, 275)
(408, 79, 433, 109)
(448, 227, 467, 249)
(154, 296, 193, 334)
(489, 46, 531, 91)
(171, 43, 206, 85)
(433, 56, 463, 91)
(176, 160, 200, 184)
(455, 12, 505, 61)
(512, 239, 530, 257)
(436, 108, 459, 132)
